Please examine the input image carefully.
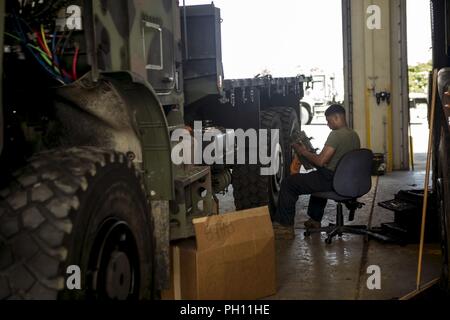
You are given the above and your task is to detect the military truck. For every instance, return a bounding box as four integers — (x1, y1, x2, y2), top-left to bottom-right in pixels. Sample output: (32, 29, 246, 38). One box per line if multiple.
(300, 74, 341, 125)
(0, 1, 309, 299)
(430, 0, 450, 294)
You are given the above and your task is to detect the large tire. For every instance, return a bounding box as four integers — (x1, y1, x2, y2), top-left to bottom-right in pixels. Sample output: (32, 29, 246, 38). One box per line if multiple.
(0, 147, 154, 300)
(436, 67, 450, 292)
(232, 110, 284, 215)
(437, 127, 450, 291)
(300, 103, 313, 125)
(270, 107, 300, 178)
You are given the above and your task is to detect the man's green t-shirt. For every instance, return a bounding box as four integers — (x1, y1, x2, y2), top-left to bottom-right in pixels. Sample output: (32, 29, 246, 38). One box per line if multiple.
(324, 127, 361, 171)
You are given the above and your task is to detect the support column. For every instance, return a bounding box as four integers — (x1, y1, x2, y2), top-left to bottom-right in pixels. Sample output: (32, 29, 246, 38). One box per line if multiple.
(343, 0, 409, 171)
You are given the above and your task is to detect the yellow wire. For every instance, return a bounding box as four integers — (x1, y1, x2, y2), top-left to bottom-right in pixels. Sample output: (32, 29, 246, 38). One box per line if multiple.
(40, 24, 52, 59)
(5, 31, 64, 84)
(5, 32, 60, 74)
(30, 44, 47, 57)
(39, 51, 52, 65)
(5, 32, 45, 56)
(40, 25, 62, 75)
(39, 52, 61, 75)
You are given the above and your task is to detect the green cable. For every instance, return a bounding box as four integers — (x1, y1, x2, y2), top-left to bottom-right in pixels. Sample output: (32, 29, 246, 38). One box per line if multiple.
(5, 31, 61, 75)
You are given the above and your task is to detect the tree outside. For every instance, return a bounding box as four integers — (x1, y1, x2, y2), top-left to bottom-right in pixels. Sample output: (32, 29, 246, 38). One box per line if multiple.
(409, 61, 432, 94)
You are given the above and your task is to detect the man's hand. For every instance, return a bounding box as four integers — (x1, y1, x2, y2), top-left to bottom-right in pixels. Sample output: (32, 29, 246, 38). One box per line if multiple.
(292, 142, 308, 156)
(292, 142, 336, 168)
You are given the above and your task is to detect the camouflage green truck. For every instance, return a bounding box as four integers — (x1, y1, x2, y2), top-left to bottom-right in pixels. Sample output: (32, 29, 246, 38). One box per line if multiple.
(0, 1, 309, 299)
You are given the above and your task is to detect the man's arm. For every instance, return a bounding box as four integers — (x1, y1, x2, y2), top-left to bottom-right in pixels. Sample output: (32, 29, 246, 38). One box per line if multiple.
(293, 143, 336, 168)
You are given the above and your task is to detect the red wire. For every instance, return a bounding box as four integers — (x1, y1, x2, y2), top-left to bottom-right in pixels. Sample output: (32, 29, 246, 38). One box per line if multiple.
(72, 46, 79, 81)
(35, 30, 64, 76)
(34, 31, 51, 57)
(62, 69, 73, 81)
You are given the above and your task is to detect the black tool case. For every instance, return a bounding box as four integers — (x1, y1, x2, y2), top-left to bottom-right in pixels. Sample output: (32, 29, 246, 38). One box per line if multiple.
(377, 190, 440, 243)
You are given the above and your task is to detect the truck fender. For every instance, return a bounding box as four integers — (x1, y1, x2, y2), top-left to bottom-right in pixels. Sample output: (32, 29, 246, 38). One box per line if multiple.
(53, 71, 173, 290)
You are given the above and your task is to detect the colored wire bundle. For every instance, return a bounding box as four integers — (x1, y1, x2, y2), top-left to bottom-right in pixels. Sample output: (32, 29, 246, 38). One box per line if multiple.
(7, 11, 79, 85)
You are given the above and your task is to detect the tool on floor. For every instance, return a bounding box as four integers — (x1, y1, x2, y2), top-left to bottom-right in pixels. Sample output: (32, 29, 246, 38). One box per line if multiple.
(377, 189, 439, 244)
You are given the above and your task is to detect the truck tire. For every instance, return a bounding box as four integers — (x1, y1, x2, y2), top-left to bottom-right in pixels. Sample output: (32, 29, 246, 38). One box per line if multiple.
(0, 147, 154, 300)
(232, 110, 284, 215)
(270, 107, 300, 178)
(437, 128, 450, 291)
(300, 103, 313, 125)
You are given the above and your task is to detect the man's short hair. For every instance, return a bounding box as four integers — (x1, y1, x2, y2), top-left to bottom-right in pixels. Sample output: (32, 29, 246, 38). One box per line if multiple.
(325, 104, 346, 117)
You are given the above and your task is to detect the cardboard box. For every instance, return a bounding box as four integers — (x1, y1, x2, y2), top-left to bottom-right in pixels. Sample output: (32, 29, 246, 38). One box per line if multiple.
(162, 206, 276, 300)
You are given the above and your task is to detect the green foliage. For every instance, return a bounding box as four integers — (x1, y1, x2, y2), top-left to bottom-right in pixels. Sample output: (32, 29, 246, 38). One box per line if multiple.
(409, 61, 432, 94)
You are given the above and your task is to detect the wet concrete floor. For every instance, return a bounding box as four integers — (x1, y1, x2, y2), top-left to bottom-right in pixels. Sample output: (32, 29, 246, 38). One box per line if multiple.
(217, 165, 442, 300)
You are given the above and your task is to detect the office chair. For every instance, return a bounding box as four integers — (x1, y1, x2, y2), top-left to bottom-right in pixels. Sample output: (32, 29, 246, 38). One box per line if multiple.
(304, 149, 374, 244)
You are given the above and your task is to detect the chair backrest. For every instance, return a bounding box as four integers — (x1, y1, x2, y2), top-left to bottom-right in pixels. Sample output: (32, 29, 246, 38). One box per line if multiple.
(333, 149, 374, 198)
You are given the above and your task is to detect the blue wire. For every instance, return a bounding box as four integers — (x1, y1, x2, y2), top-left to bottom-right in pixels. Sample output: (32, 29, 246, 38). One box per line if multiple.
(12, 12, 66, 84)
(52, 29, 72, 83)
(51, 29, 66, 80)
(52, 30, 57, 59)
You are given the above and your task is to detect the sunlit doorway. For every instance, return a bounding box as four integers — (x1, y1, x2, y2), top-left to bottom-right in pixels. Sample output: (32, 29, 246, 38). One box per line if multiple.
(407, 0, 432, 172)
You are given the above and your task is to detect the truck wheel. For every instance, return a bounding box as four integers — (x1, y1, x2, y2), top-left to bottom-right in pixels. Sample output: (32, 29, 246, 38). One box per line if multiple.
(300, 103, 313, 125)
(232, 110, 284, 215)
(270, 107, 300, 178)
(437, 129, 450, 291)
(0, 147, 154, 300)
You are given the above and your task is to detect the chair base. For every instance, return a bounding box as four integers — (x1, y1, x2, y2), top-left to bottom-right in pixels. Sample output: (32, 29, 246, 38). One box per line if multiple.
(304, 224, 370, 244)
(303, 201, 372, 244)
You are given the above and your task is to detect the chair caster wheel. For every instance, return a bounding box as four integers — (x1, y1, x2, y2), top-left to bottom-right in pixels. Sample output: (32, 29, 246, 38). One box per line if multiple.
(325, 238, 332, 244)
(304, 231, 311, 237)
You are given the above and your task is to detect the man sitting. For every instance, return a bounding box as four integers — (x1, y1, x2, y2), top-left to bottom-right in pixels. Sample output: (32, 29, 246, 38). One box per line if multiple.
(272, 104, 361, 239)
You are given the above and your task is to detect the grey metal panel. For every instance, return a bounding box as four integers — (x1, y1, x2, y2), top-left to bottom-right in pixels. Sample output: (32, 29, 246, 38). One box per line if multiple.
(199, 88, 261, 131)
(342, 0, 354, 128)
(343, 0, 409, 170)
(390, 0, 410, 170)
(193, 76, 308, 130)
(181, 4, 224, 105)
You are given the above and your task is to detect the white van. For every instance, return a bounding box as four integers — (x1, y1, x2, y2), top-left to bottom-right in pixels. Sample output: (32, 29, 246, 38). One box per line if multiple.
(409, 92, 428, 124)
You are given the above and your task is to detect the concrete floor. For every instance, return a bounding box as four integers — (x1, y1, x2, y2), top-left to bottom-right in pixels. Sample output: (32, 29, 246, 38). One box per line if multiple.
(276, 169, 440, 300)
(215, 120, 442, 300)
(217, 168, 441, 300)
